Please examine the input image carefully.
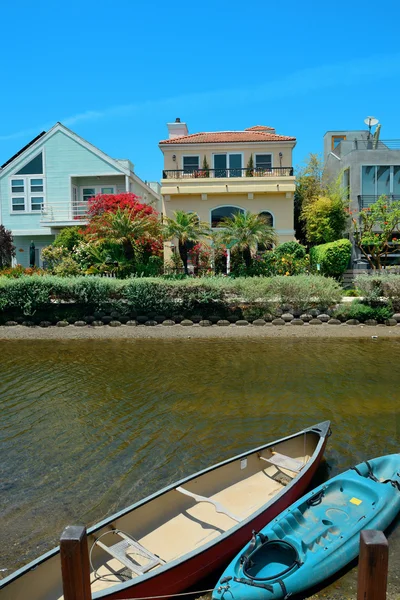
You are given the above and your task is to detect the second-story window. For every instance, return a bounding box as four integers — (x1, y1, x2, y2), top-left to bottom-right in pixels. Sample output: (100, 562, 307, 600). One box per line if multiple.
(10, 152, 45, 213)
(254, 154, 272, 174)
(183, 156, 199, 174)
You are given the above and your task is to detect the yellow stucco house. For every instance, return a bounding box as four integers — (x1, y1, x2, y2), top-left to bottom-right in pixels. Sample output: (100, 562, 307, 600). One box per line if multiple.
(159, 119, 296, 259)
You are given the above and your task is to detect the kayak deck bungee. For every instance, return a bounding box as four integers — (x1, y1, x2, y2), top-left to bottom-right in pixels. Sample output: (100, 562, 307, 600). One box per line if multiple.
(213, 453, 400, 600)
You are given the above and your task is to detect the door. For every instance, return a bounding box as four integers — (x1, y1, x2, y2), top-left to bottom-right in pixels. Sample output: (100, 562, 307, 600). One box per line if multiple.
(229, 154, 242, 177)
(214, 154, 227, 178)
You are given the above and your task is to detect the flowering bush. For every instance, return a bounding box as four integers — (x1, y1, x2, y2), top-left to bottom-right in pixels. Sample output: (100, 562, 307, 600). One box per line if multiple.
(0, 265, 46, 278)
(87, 193, 158, 218)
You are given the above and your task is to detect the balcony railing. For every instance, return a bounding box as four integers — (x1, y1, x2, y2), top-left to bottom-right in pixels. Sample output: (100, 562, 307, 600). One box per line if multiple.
(358, 195, 400, 209)
(40, 200, 90, 223)
(162, 167, 294, 179)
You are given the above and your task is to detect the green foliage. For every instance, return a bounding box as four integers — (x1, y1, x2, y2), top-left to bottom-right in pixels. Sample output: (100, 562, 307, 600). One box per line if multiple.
(352, 196, 400, 269)
(294, 154, 323, 244)
(216, 211, 277, 269)
(273, 241, 307, 260)
(246, 155, 254, 177)
(0, 275, 343, 318)
(0, 225, 16, 268)
(355, 273, 400, 309)
(53, 227, 84, 251)
(163, 210, 210, 274)
(333, 300, 392, 323)
(302, 195, 348, 244)
(202, 155, 210, 175)
(309, 239, 352, 278)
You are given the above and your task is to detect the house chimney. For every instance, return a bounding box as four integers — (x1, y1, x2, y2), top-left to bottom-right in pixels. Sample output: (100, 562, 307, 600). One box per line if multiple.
(167, 118, 189, 140)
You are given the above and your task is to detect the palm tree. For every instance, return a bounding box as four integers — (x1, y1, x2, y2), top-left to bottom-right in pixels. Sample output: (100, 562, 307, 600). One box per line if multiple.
(88, 207, 159, 262)
(217, 210, 277, 268)
(163, 210, 210, 274)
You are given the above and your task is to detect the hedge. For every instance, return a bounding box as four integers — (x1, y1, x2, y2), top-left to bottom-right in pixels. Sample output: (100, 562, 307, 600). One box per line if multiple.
(355, 273, 400, 309)
(0, 275, 343, 322)
(310, 239, 352, 278)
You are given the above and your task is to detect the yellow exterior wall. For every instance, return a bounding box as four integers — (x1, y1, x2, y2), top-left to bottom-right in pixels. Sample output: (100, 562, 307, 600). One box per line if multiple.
(162, 192, 294, 260)
(162, 142, 293, 172)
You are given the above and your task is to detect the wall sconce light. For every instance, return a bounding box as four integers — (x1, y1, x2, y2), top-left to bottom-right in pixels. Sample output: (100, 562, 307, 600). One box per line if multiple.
(279, 152, 283, 168)
(172, 154, 177, 161)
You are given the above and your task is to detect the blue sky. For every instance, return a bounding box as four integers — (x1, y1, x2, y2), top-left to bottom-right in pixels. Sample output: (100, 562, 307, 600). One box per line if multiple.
(1, 0, 400, 182)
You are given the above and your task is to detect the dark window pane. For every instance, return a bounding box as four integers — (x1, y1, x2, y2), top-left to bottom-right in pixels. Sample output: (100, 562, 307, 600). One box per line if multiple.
(31, 178, 43, 192)
(183, 156, 199, 173)
(211, 206, 244, 227)
(255, 154, 272, 173)
(229, 154, 242, 177)
(11, 179, 24, 193)
(377, 166, 390, 196)
(214, 154, 227, 178)
(31, 197, 44, 211)
(362, 166, 375, 195)
(16, 153, 43, 175)
(12, 197, 25, 211)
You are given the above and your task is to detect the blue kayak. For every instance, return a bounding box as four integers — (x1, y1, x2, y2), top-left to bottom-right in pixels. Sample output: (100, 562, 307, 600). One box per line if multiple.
(213, 454, 400, 600)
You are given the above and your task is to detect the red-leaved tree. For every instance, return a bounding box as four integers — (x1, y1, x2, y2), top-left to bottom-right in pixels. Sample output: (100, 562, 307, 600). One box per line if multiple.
(84, 193, 163, 260)
(88, 193, 157, 218)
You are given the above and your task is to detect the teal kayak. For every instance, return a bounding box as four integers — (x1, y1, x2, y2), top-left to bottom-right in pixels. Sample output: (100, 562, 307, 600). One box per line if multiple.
(213, 454, 400, 599)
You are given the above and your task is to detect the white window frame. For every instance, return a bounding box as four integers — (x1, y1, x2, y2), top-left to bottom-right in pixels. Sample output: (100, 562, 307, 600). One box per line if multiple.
(361, 165, 400, 196)
(9, 150, 46, 214)
(80, 185, 116, 202)
(212, 153, 244, 177)
(9, 175, 45, 214)
(254, 153, 273, 172)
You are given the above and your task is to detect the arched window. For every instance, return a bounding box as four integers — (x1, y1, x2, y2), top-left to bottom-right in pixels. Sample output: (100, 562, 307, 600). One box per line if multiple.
(259, 211, 274, 227)
(211, 206, 245, 228)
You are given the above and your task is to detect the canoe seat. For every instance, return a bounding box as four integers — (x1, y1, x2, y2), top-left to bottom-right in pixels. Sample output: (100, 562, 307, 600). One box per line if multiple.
(94, 530, 165, 576)
(259, 452, 304, 473)
(176, 486, 241, 522)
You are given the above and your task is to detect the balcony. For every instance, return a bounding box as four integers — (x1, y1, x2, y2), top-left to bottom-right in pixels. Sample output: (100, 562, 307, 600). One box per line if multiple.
(162, 167, 294, 179)
(358, 195, 400, 210)
(40, 200, 89, 228)
(161, 167, 295, 198)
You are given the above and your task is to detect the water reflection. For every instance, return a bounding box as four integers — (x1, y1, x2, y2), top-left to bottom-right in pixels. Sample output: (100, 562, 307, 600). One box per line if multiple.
(0, 338, 399, 596)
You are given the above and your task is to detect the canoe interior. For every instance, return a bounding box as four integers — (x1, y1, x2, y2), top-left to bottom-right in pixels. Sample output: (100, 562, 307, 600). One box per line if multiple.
(0, 429, 321, 600)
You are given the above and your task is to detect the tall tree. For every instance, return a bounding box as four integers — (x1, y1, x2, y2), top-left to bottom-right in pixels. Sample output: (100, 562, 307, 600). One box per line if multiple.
(163, 211, 210, 274)
(217, 211, 277, 268)
(294, 154, 323, 244)
(352, 197, 400, 269)
(0, 225, 16, 268)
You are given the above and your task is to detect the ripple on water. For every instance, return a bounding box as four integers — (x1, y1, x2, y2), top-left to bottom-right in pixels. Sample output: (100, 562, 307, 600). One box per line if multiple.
(0, 338, 399, 597)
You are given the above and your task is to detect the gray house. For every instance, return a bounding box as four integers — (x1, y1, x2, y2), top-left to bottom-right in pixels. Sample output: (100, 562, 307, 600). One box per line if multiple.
(324, 128, 400, 267)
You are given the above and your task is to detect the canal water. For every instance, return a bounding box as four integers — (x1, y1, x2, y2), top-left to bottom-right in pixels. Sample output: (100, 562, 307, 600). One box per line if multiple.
(1, 338, 399, 598)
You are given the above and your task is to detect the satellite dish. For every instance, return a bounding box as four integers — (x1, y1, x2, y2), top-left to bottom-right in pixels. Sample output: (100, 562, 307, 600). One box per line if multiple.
(364, 116, 379, 127)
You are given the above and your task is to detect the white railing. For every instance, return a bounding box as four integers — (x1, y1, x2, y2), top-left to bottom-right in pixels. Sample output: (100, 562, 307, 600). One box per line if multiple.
(40, 201, 89, 223)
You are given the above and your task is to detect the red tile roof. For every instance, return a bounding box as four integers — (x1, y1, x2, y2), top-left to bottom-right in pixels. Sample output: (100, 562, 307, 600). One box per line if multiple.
(245, 125, 275, 131)
(159, 128, 296, 145)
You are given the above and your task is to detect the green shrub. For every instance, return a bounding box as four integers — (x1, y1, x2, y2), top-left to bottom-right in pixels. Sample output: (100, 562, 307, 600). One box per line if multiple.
(0, 274, 343, 319)
(53, 227, 84, 251)
(274, 241, 306, 260)
(334, 300, 392, 323)
(355, 274, 400, 309)
(310, 239, 352, 278)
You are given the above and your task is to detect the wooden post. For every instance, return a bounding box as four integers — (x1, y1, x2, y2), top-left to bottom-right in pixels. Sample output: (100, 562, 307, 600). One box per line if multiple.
(357, 530, 388, 600)
(60, 525, 91, 600)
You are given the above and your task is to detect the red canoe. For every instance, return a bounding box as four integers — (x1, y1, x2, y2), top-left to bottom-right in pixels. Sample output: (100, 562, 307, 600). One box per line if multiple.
(0, 421, 331, 600)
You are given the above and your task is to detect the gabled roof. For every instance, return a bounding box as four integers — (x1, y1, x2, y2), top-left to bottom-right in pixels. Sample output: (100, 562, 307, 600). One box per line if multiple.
(1, 131, 46, 169)
(0, 122, 131, 177)
(159, 127, 296, 145)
